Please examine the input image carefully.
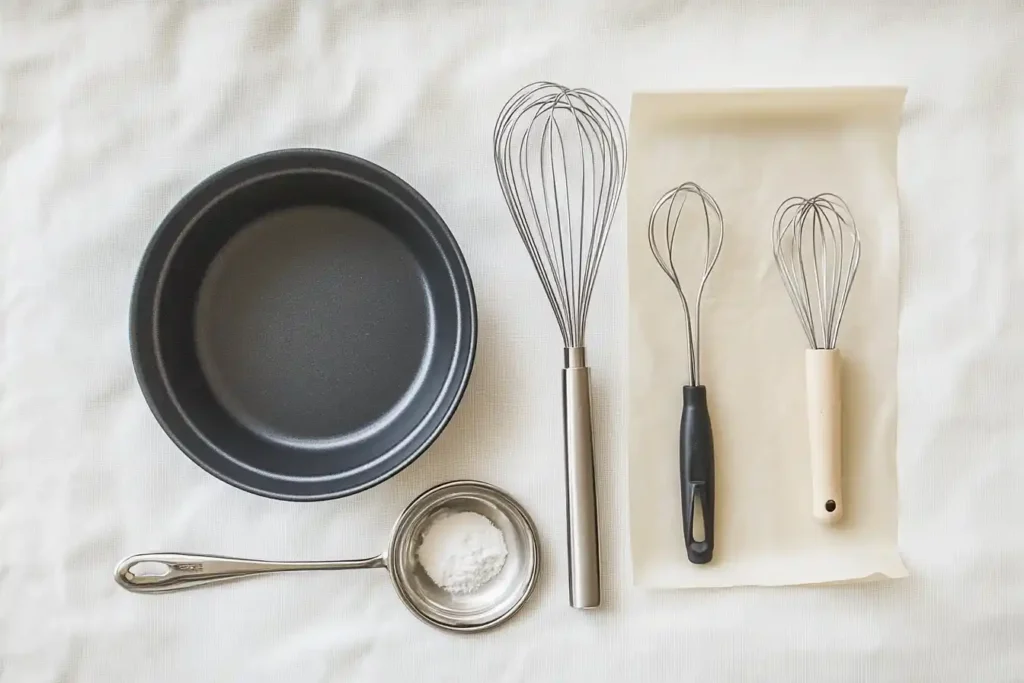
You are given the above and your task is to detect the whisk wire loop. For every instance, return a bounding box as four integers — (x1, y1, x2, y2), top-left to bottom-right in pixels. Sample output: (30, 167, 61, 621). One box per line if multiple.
(493, 82, 627, 349)
(771, 193, 861, 350)
(647, 182, 724, 386)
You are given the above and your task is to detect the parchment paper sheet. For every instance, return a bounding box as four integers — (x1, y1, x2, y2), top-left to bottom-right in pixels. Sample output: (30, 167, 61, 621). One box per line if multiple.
(627, 89, 910, 588)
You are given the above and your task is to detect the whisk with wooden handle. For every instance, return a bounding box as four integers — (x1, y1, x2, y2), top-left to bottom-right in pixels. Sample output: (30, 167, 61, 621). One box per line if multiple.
(493, 82, 626, 609)
(772, 194, 861, 524)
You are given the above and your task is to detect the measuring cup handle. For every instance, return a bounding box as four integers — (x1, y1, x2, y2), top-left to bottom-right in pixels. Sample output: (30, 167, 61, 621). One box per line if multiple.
(114, 552, 384, 593)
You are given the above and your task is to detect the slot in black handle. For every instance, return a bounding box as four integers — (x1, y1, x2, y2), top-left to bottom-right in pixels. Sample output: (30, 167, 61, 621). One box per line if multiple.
(680, 385, 715, 564)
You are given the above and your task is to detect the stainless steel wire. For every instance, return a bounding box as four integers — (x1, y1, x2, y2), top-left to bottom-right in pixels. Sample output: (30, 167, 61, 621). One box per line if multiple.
(492, 81, 627, 349)
(647, 182, 724, 386)
(771, 193, 861, 350)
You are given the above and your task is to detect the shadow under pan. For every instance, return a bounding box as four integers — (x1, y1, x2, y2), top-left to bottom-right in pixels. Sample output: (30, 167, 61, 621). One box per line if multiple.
(130, 149, 476, 500)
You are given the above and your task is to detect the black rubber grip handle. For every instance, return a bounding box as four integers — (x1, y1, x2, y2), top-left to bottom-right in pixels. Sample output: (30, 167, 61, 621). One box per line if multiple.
(680, 385, 715, 564)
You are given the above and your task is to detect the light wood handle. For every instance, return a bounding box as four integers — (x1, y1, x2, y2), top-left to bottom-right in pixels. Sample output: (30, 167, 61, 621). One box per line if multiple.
(805, 349, 843, 524)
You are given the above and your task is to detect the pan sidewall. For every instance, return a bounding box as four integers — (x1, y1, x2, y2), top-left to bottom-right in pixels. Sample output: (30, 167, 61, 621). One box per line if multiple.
(129, 149, 478, 501)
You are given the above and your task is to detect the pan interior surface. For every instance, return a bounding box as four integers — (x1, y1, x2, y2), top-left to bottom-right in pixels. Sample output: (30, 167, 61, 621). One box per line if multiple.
(132, 150, 476, 500)
(195, 205, 433, 448)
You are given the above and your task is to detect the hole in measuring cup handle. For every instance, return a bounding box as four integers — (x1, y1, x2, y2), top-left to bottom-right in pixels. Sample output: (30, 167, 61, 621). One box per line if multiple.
(129, 561, 173, 578)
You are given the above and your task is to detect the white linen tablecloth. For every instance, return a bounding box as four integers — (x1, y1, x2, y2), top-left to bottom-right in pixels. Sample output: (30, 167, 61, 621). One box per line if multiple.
(1, 1, 1021, 681)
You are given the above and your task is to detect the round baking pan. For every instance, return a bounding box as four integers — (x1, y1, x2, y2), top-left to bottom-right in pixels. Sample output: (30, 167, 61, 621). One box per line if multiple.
(130, 148, 476, 500)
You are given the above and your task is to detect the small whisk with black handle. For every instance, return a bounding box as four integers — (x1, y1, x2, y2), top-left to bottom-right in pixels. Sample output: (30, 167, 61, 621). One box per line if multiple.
(648, 182, 723, 564)
(772, 193, 860, 524)
(493, 82, 626, 608)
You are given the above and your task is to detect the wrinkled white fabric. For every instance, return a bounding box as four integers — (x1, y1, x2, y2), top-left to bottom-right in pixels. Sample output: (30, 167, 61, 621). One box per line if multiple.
(0, 1, 1021, 681)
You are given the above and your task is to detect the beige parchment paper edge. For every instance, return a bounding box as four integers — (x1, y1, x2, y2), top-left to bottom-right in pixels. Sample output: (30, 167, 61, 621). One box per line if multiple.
(626, 86, 910, 590)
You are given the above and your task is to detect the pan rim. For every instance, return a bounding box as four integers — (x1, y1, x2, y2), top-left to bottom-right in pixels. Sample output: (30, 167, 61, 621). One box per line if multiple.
(129, 148, 478, 501)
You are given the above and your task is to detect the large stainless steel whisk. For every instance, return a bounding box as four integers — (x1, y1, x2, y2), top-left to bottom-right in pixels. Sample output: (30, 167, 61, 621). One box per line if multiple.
(648, 182, 723, 564)
(493, 81, 626, 609)
(772, 193, 861, 524)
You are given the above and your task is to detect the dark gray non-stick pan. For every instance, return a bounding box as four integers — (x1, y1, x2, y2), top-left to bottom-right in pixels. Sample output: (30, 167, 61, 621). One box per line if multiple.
(130, 148, 476, 501)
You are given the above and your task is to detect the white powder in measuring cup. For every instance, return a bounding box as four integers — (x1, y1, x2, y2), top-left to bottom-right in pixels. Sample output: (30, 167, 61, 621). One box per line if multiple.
(416, 510, 508, 595)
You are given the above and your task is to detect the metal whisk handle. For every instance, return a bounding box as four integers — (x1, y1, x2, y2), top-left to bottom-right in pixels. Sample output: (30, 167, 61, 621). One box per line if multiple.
(681, 385, 715, 564)
(562, 346, 601, 609)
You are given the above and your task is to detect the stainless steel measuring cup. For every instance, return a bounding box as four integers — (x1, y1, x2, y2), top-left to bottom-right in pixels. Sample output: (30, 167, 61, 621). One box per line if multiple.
(114, 480, 540, 632)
